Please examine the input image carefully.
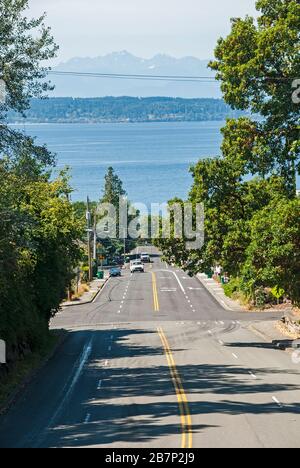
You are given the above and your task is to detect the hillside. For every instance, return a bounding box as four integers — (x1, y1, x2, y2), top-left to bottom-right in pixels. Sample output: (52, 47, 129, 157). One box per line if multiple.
(7, 97, 242, 123)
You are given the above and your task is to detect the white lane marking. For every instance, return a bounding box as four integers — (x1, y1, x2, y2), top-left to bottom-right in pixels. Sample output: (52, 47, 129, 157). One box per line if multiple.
(84, 414, 91, 424)
(188, 287, 203, 291)
(249, 372, 257, 380)
(108, 345, 112, 352)
(97, 380, 102, 390)
(219, 321, 225, 325)
(208, 330, 212, 335)
(110, 335, 114, 340)
(48, 338, 93, 428)
(272, 396, 282, 407)
(232, 353, 239, 360)
(218, 340, 224, 346)
(172, 271, 185, 293)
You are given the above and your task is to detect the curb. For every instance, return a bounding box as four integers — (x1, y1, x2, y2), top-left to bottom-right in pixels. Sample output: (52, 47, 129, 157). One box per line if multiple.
(61, 278, 109, 308)
(196, 273, 242, 312)
(196, 274, 293, 316)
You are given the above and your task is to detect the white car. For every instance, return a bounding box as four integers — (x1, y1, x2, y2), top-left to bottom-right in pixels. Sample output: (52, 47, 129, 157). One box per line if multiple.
(141, 253, 151, 263)
(130, 260, 145, 273)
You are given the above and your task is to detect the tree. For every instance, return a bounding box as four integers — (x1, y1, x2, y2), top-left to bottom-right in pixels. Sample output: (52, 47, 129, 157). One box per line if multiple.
(0, 157, 83, 350)
(102, 167, 126, 206)
(242, 198, 300, 305)
(0, 0, 58, 166)
(0, 2, 85, 360)
(156, 0, 300, 308)
(0, 0, 58, 116)
(209, 0, 300, 196)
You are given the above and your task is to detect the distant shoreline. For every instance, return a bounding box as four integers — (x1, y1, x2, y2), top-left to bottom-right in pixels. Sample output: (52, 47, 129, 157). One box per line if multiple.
(8, 118, 231, 125)
(7, 96, 244, 125)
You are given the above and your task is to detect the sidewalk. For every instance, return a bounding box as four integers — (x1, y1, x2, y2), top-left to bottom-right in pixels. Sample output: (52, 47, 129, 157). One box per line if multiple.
(197, 273, 243, 312)
(61, 274, 109, 307)
(197, 273, 295, 315)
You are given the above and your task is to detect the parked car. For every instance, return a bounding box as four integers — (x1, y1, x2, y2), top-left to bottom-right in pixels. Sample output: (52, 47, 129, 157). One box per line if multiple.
(130, 260, 145, 273)
(109, 267, 121, 277)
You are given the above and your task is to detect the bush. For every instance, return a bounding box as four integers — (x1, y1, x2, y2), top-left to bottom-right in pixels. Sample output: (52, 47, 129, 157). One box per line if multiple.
(223, 277, 242, 298)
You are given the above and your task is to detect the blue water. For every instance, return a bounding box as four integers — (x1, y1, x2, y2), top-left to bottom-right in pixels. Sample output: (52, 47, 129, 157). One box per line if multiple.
(17, 122, 224, 205)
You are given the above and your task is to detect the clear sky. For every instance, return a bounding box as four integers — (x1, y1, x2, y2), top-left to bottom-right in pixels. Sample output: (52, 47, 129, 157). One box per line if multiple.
(28, 0, 258, 64)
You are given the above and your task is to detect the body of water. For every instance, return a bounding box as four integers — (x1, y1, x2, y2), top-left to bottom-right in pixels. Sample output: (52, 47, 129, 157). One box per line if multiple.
(17, 121, 224, 205)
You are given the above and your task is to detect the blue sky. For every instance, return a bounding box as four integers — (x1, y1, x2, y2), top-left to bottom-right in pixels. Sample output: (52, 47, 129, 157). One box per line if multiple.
(29, 0, 258, 64)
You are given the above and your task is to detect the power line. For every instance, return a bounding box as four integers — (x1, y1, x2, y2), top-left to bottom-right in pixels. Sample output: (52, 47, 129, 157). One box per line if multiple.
(48, 70, 218, 84)
(48, 70, 295, 84)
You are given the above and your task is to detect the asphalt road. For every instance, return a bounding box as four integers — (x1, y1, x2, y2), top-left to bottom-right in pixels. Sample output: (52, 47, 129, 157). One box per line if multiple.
(0, 248, 300, 448)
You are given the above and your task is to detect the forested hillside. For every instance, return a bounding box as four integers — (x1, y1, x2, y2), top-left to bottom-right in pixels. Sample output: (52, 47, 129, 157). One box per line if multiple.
(7, 97, 243, 123)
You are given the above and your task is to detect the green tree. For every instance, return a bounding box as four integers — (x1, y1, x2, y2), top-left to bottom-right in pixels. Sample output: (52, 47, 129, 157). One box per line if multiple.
(210, 0, 300, 196)
(102, 167, 126, 206)
(0, 0, 58, 116)
(0, 2, 84, 360)
(0, 0, 58, 165)
(242, 198, 300, 304)
(0, 157, 83, 350)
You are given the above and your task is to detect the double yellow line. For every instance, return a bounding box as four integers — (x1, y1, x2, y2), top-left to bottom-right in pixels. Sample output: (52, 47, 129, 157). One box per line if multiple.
(157, 327, 193, 449)
(152, 272, 159, 312)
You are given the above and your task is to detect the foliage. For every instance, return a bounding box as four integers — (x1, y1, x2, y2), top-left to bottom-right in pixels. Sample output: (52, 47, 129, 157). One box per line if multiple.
(241, 198, 300, 304)
(156, 0, 300, 306)
(0, 1, 83, 359)
(0, 0, 58, 117)
(6, 97, 244, 123)
(223, 278, 243, 299)
(0, 157, 83, 350)
(209, 0, 300, 196)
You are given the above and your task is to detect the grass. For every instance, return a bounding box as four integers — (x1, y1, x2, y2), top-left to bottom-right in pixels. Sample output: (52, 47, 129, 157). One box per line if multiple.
(0, 331, 62, 413)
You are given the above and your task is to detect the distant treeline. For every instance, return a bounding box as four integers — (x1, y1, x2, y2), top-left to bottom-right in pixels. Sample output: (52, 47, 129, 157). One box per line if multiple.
(7, 97, 243, 123)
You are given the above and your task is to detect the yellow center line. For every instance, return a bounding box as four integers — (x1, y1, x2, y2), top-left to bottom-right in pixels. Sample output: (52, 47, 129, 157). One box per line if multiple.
(152, 272, 159, 312)
(157, 327, 193, 449)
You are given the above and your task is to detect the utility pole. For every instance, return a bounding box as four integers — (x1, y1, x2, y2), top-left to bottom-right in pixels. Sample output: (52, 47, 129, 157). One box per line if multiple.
(93, 215, 97, 262)
(86, 197, 93, 282)
(124, 227, 126, 265)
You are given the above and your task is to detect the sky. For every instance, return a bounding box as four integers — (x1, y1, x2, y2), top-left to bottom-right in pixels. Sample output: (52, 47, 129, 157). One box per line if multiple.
(28, 0, 258, 64)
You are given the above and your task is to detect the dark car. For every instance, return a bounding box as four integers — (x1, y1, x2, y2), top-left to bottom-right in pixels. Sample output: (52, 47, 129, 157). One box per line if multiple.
(109, 267, 121, 277)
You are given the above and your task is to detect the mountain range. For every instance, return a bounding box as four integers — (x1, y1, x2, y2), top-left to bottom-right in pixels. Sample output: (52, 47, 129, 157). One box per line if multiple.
(51, 51, 220, 99)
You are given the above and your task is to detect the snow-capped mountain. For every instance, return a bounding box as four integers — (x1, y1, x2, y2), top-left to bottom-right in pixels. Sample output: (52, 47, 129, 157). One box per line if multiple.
(51, 51, 220, 98)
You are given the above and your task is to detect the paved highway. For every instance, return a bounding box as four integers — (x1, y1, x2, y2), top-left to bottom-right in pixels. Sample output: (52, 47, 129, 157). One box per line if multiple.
(0, 248, 300, 448)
